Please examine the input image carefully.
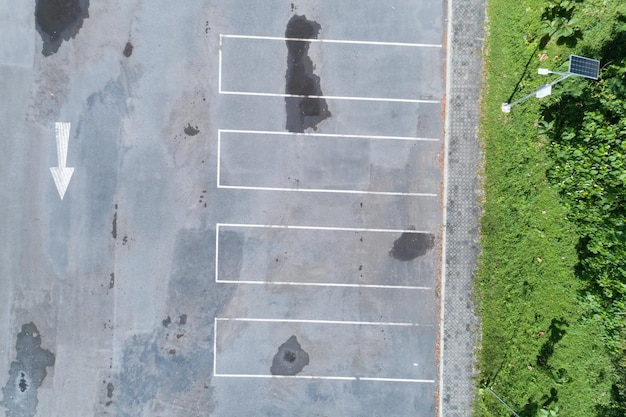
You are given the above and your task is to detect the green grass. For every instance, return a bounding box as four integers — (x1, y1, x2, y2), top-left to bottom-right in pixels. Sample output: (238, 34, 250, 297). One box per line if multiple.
(475, 0, 626, 415)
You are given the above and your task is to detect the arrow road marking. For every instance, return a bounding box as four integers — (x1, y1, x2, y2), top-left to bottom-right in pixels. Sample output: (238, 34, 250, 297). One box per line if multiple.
(50, 122, 74, 200)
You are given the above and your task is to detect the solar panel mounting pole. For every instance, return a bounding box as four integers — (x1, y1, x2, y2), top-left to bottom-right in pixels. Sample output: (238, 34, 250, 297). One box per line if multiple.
(501, 55, 600, 113)
(486, 387, 521, 417)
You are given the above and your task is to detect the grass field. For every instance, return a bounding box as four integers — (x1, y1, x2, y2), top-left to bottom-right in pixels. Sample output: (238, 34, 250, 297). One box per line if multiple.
(475, 0, 626, 416)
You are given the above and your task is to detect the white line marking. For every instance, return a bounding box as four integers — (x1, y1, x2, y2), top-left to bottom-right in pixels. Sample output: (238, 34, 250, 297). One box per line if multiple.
(213, 373, 435, 383)
(216, 130, 222, 187)
(215, 374, 356, 381)
(362, 377, 434, 383)
(219, 90, 440, 104)
(213, 318, 218, 376)
(218, 34, 222, 92)
(219, 128, 440, 142)
(215, 224, 221, 294)
(439, 2, 454, 417)
(218, 49, 222, 93)
(217, 184, 437, 197)
(218, 34, 223, 94)
(221, 34, 443, 48)
(215, 317, 432, 327)
(217, 223, 432, 234)
(215, 279, 431, 290)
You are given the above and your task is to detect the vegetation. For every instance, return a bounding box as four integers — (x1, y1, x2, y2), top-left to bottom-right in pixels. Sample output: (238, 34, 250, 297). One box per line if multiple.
(475, 0, 626, 416)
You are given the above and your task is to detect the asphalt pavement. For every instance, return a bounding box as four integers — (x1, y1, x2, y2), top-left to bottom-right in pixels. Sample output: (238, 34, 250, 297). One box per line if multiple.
(0, 1, 485, 416)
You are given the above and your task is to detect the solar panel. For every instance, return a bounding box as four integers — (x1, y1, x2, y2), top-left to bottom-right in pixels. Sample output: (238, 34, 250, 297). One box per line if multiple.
(569, 55, 600, 79)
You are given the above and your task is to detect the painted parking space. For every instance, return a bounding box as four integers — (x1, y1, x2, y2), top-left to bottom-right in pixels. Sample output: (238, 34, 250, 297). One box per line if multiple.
(219, 34, 443, 102)
(214, 318, 436, 382)
(217, 129, 441, 196)
(216, 223, 437, 288)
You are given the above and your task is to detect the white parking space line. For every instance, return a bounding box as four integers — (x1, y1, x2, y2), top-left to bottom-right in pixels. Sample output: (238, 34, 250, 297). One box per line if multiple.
(221, 34, 443, 48)
(218, 129, 440, 142)
(215, 280, 430, 290)
(216, 223, 432, 234)
(218, 34, 443, 103)
(213, 318, 218, 379)
(219, 90, 441, 104)
(217, 185, 438, 197)
(213, 374, 435, 383)
(216, 129, 440, 197)
(216, 317, 431, 327)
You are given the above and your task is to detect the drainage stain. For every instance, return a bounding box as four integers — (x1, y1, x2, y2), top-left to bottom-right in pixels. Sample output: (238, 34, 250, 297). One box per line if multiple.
(1, 323, 55, 417)
(106, 382, 114, 399)
(270, 335, 309, 376)
(390, 232, 435, 261)
(284, 15, 331, 133)
(35, 0, 90, 56)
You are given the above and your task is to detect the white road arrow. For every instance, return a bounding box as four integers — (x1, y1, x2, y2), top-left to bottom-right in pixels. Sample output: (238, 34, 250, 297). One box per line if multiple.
(50, 122, 74, 200)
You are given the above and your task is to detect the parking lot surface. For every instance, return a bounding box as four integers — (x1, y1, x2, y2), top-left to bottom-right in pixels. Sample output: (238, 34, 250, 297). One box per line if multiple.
(0, 1, 449, 416)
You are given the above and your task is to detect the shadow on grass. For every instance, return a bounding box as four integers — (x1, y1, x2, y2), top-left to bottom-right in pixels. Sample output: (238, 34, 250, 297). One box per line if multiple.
(518, 388, 559, 417)
(595, 382, 626, 417)
(480, 332, 517, 388)
(537, 318, 568, 368)
(581, 15, 626, 65)
(506, 43, 541, 104)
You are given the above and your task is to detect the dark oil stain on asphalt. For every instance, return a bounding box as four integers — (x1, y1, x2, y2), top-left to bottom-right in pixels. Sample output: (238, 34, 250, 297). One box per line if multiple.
(123, 41, 133, 57)
(0, 323, 55, 417)
(18, 373, 28, 392)
(184, 123, 200, 136)
(390, 232, 435, 261)
(285, 15, 331, 132)
(35, 0, 90, 56)
(271, 335, 309, 376)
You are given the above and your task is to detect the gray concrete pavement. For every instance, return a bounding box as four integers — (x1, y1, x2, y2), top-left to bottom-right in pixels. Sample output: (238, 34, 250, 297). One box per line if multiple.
(441, 0, 486, 416)
(0, 0, 486, 416)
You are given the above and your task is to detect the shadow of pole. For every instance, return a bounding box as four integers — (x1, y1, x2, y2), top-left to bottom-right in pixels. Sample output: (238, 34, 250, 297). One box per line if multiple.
(507, 43, 541, 103)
